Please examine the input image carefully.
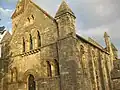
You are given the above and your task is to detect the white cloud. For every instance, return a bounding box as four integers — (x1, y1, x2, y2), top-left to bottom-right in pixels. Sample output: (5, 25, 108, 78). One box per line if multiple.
(96, 4, 113, 17)
(79, 27, 109, 37)
(32, 0, 61, 16)
(0, 7, 13, 16)
(0, 7, 13, 22)
(0, 7, 13, 32)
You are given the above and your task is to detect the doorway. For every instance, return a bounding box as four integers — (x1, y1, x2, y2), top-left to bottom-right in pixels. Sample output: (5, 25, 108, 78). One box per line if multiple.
(28, 74, 36, 90)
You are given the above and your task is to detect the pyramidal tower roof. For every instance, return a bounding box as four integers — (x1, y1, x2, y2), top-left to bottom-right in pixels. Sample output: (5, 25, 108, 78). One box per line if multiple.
(55, 0, 75, 18)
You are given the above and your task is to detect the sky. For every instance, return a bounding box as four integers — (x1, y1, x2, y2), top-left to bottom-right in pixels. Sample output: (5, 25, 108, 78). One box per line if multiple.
(0, 0, 120, 57)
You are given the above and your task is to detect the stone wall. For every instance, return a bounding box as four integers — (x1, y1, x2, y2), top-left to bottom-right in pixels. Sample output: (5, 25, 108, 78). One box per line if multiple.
(111, 60, 120, 90)
(37, 77, 60, 90)
(76, 35, 112, 90)
(5, 1, 59, 90)
(0, 0, 115, 90)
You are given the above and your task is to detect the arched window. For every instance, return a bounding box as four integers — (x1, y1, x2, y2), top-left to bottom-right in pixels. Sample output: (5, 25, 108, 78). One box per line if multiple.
(80, 45, 85, 68)
(80, 45, 84, 55)
(28, 74, 36, 90)
(23, 37, 25, 52)
(54, 59, 60, 76)
(12, 67, 17, 82)
(8, 69, 12, 82)
(46, 61, 52, 77)
(11, 70, 13, 82)
(29, 34, 33, 50)
(27, 17, 30, 22)
(37, 31, 41, 47)
(31, 15, 34, 20)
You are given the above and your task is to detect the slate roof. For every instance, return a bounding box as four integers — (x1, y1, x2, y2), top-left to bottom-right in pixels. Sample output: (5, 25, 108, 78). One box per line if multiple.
(111, 43, 118, 51)
(0, 26, 6, 34)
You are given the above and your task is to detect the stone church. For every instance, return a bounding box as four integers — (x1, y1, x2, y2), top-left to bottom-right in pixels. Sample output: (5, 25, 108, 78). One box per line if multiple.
(0, 0, 120, 90)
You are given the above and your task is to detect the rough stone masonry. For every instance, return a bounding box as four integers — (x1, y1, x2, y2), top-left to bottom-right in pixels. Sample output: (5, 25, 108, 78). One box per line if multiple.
(0, 0, 120, 90)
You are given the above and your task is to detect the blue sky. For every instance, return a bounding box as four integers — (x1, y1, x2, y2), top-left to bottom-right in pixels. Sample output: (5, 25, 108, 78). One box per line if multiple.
(0, 0, 17, 31)
(0, 0, 120, 57)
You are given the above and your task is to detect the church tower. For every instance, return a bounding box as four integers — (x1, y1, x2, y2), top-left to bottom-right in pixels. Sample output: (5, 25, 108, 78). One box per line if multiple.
(55, 1, 78, 90)
(55, 0, 76, 39)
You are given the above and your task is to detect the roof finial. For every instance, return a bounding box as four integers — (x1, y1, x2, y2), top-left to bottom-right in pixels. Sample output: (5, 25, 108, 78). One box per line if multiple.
(104, 32, 109, 37)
